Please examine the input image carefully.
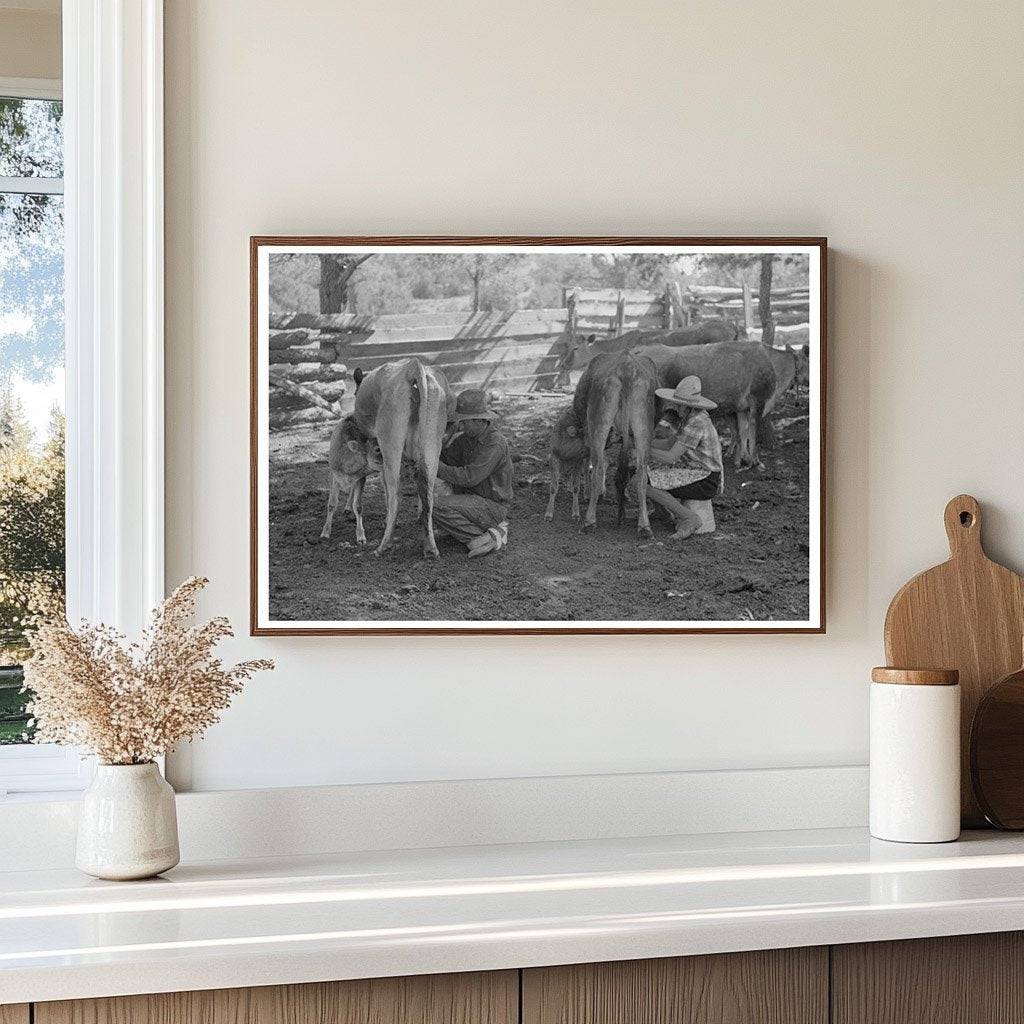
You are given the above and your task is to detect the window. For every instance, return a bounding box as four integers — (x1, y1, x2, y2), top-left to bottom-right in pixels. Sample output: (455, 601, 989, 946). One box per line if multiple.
(0, 79, 86, 797)
(0, 6, 166, 797)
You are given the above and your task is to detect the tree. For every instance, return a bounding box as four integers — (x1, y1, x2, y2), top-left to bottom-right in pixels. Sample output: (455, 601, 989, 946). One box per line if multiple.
(0, 98, 63, 242)
(318, 254, 374, 313)
(589, 253, 684, 291)
(759, 254, 775, 348)
(0, 400, 65, 665)
(464, 254, 523, 312)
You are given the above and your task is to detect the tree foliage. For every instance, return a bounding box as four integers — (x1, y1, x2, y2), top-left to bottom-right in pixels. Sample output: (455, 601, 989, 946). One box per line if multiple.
(267, 252, 810, 321)
(0, 393, 65, 664)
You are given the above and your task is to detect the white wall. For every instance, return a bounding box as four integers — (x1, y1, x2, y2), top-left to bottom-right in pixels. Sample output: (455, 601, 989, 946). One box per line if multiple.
(164, 0, 1024, 792)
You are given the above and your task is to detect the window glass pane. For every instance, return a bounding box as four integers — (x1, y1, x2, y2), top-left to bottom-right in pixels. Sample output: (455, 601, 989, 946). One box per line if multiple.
(0, 98, 63, 179)
(0, 189, 64, 745)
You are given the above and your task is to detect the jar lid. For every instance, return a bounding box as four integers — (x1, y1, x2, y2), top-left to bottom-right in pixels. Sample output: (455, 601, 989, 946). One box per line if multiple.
(871, 666, 959, 686)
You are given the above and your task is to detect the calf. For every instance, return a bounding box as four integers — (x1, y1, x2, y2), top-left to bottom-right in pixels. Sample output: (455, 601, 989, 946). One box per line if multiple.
(637, 342, 776, 470)
(349, 358, 455, 557)
(573, 351, 658, 538)
(320, 416, 379, 545)
(545, 405, 588, 522)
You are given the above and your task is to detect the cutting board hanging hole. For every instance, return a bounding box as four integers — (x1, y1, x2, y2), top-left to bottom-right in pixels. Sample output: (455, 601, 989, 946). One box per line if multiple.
(944, 494, 982, 557)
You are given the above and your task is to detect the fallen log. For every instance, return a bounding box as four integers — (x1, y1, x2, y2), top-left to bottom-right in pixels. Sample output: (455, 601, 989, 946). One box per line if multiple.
(268, 329, 312, 350)
(298, 379, 348, 403)
(269, 346, 340, 364)
(269, 371, 342, 415)
(269, 406, 338, 429)
(267, 362, 347, 384)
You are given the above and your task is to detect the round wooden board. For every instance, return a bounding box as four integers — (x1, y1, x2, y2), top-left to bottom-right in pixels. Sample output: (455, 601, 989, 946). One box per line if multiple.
(970, 664, 1024, 829)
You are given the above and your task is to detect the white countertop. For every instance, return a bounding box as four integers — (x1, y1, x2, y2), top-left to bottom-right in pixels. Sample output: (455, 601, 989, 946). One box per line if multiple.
(4, 826, 1024, 1004)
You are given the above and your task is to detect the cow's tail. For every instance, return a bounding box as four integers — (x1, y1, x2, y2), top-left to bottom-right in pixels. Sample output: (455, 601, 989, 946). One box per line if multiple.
(408, 358, 427, 424)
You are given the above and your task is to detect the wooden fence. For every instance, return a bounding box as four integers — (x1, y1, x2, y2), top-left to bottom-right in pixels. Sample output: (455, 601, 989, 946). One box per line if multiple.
(266, 282, 809, 426)
(684, 284, 811, 328)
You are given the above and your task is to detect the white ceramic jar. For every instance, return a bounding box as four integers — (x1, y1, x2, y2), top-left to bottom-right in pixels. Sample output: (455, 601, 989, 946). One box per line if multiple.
(76, 762, 180, 880)
(869, 667, 961, 843)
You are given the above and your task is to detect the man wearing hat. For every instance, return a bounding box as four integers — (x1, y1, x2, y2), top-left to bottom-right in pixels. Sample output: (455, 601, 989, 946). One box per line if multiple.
(433, 389, 513, 558)
(646, 375, 724, 544)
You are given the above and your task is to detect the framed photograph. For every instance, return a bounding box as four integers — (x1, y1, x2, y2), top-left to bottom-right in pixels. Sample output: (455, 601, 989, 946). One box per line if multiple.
(251, 237, 826, 634)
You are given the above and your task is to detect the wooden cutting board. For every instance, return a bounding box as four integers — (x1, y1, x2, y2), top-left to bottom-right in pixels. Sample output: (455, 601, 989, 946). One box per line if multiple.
(884, 494, 1024, 826)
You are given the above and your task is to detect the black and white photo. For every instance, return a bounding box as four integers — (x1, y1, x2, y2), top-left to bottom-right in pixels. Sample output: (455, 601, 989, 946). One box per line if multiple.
(251, 238, 825, 634)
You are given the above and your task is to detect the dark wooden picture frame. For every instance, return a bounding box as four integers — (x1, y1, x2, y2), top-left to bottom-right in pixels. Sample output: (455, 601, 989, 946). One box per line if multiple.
(250, 236, 827, 635)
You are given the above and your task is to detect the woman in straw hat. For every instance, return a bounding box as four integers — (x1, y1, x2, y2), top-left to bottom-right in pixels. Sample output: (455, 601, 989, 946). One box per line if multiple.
(647, 375, 724, 545)
(434, 389, 512, 558)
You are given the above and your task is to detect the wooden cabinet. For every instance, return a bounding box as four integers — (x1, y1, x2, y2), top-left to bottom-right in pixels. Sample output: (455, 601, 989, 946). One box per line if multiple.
(24, 932, 1024, 1024)
(832, 932, 1024, 1024)
(522, 948, 828, 1024)
(34, 971, 517, 1024)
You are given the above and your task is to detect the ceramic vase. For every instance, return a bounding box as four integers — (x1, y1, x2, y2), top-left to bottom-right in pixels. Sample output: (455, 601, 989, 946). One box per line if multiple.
(76, 762, 180, 880)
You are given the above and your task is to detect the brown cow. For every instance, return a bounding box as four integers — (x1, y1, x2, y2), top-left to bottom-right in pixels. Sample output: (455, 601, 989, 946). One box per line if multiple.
(573, 351, 658, 537)
(340, 358, 455, 557)
(545, 405, 588, 522)
(575, 318, 739, 367)
(637, 342, 776, 470)
(765, 344, 810, 413)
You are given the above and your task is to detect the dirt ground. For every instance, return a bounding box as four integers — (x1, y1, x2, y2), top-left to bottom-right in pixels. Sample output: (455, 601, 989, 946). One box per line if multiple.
(266, 388, 811, 624)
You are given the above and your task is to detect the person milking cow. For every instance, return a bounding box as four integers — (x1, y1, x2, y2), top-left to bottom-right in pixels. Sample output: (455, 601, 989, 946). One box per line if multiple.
(645, 375, 724, 546)
(433, 390, 512, 558)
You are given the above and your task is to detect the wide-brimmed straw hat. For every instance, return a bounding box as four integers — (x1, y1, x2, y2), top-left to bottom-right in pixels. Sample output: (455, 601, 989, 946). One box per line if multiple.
(655, 375, 717, 410)
(454, 389, 497, 421)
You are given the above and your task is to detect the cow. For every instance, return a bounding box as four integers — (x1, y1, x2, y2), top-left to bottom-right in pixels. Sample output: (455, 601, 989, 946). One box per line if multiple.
(637, 342, 776, 470)
(545, 405, 588, 522)
(573, 318, 739, 368)
(329, 358, 454, 558)
(573, 350, 658, 537)
(765, 344, 810, 413)
(320, 416, 381, 545)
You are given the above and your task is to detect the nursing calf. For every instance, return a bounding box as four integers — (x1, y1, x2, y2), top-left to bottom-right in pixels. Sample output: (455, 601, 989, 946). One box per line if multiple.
(638, 342, 776, 470)
(573, 351, 658, 537)
(320, 416, 380, 545)
(545, 405, 588, 522)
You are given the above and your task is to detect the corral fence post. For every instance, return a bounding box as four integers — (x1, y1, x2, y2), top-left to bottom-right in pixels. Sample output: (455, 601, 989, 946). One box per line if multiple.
(613, 291, 626, 336)
(662, 282, 673, 328)
(554, 290, 578, 388)
(670, 281, 688, 326)
(741, 280, 754, 338)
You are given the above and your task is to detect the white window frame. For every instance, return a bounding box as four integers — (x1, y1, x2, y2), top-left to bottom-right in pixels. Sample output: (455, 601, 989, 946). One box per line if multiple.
(0, 0, 165, 799)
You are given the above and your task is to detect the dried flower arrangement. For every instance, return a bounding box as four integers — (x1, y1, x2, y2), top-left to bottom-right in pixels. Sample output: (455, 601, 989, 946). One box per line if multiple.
(22, 577, 273, 765)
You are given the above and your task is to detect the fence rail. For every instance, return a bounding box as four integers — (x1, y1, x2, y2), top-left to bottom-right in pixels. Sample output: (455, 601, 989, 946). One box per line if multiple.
(266, 281, 810, 427)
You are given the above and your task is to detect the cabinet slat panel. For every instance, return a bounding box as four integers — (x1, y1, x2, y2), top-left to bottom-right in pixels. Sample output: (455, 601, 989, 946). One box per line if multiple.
(522, 948, 827, 1024)
(0, 1006, 29, 1024)
(35, 971, 517, 1024)
(832, 932, 1024, 1024)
